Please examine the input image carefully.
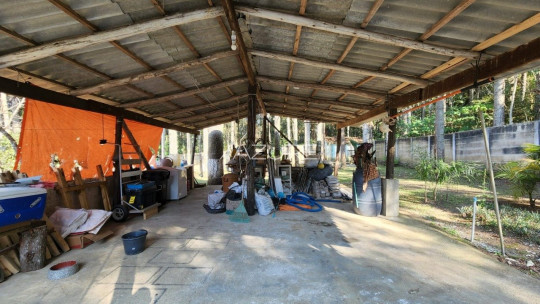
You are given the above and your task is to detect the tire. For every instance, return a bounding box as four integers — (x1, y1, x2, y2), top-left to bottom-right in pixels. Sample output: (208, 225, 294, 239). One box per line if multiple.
(112, 205, 130, 222)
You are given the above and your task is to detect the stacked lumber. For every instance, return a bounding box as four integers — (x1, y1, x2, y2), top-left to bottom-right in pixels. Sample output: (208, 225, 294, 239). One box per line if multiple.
(0, 218, 70, 282)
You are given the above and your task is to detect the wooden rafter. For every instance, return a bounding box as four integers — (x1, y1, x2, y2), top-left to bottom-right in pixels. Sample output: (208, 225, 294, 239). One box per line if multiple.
(0, 7, 224, 69)
(193, 110, 248, 128)
(120, 77, 248, 108)
(262, 92, 375, 110)
(250, 50, 429, 85)
(222, 0, 257, 86)
(257, 76, 385, 100)
(312, 0, 384, 97)
(236, 6, 480, 59)
(149, 0, 235, 96)
(285, 0, 308, 94)
(265, 103, 347, 119)
(338, 0, 475, 100)
(420, 12, 540, 81)
(70, 50, 237, 96)
(182, 104, 248, 123)
(264, 99, 355, 118)
(266, 107, 338, 123)
(0, 76, 198, 134)
(337, 36, 540, 129)
(156, 93, 249, 119)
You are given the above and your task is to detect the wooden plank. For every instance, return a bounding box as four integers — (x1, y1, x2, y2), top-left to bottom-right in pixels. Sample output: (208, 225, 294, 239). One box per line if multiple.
(53, 168, 74, 209)
(251, 50, 429, 86)
(96, 165, 112, 211)
(164, 93, 249, 119)
(0, 257, 14, 276)
(182, 105, 247, 122)
(0, 235, 19, 268)
(119, 77, 248, 108)
(143, 204, 159, 220)
(70, 50, 237, 96)
(43, 215, 69, 251)
(236, 6, 480, 59)
(420, 0, 476, 41)
(361, 0, 385, 29)
(0, 76, 199, 134)
(46, 235, 61, 257)
(263, 91, 374, 110)
(0, 7, 224, 69)
(122, 121, 151, 170)
(255, 88, 267, 115)
(72, 168, 89, 209)
(258, 76, 385, 99)
(222, 0, 257, 86)
(45, 245, 52, 260)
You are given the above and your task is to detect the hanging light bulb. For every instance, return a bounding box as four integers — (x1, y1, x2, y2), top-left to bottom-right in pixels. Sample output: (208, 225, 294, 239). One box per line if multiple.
(231, 30, 237, 50)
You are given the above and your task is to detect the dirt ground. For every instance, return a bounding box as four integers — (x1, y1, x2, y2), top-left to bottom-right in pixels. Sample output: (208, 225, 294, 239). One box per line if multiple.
(339, 164, 540, 279)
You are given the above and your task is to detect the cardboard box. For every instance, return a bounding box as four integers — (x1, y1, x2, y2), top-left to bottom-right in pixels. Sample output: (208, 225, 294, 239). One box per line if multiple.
(66, 230, 113, 249)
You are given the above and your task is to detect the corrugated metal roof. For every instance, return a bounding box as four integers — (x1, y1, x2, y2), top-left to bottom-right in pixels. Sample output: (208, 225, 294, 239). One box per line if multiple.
(0, 0, 538, 130)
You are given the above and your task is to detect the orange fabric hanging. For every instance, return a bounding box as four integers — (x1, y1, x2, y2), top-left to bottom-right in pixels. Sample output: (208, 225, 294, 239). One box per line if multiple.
(15, 99, 162, 182)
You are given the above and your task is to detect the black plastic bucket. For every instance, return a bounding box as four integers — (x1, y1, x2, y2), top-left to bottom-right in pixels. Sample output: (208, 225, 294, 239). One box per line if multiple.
(121, 229, 148, 255)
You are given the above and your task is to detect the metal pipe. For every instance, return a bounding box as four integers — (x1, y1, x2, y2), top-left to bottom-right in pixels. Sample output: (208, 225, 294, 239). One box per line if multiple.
(471, 197, 477, 242)
(479, 111, 505, 256)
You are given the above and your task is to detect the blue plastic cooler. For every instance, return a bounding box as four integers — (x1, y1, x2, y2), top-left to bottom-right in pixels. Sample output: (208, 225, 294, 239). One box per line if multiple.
(0, 187, 47, 227)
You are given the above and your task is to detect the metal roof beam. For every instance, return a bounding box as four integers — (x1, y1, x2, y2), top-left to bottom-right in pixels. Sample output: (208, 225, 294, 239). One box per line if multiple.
(236, 6, 480, 59)
(0, 7, 224, 69)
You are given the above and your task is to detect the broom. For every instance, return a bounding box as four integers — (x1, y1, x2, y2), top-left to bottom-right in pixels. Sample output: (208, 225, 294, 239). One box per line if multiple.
(228, 199, 250, 223)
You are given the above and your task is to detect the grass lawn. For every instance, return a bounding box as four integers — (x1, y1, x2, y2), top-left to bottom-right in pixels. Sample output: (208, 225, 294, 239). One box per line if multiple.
(336, 163, 540, 277)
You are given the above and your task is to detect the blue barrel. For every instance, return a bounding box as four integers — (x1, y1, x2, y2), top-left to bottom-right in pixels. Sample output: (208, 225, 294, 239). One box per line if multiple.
(121, 229, 148, 255)
(352, 169, 382, 216)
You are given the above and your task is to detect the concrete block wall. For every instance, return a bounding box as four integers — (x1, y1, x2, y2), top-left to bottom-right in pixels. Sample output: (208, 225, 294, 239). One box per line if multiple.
(374, 120, 539, 165)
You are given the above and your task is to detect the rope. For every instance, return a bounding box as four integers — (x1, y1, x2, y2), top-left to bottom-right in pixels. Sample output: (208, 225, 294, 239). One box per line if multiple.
(284, 192, 323, 212)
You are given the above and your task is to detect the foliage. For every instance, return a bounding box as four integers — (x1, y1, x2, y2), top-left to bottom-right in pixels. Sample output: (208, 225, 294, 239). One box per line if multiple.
(458, 200, 540, 244)
(496, 144, 540, 208)
(415, 151, 482, 203)
(444, 97, 493, 133)
(0, 134, 17, 171)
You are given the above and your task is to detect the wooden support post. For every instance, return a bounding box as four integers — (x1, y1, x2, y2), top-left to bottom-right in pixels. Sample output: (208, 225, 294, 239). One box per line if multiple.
(385, 108, 398, 179)
(262, 114, 267, 145)
(112, 117, 123, 206)
(245, 85, 257, 216)
(122, 121, 151, 169)
(334, 128, 342, 176)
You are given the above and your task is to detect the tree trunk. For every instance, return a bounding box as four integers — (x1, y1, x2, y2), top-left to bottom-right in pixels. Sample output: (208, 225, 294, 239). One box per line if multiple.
(520, 72, 527, 104)
(304, 121, 311, 156)
(435, 98, 446, 160)
(207, 130, 223, 185)
(286, 118, 291, 158)
(508, 77, 518, 124)
(186, 133, 192, 164)
(0, 93, 10, 132)
(230, 120, 237, 149)
(274, 116, 281, 158)
(169, 130, 178, 156)
(292, 118, 298, 166)
(493, 78, 506, 126)
(534, 72, 540, 121)
(19, 225, 47, 272)
(316, 122, 325, 159)
(0, 126, 18, 153)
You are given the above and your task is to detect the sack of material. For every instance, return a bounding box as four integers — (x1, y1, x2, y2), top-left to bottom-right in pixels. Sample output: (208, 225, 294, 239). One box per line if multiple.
(208, 190, 225, 209)
(255, 191, 274, 216)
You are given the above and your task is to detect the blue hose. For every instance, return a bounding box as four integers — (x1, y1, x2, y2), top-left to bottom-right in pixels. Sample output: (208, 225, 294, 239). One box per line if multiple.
(285, 192, 323, 212)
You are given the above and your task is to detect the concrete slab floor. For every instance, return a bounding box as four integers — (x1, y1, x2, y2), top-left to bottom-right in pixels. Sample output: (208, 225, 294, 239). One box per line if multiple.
(1, 185, 538, 304)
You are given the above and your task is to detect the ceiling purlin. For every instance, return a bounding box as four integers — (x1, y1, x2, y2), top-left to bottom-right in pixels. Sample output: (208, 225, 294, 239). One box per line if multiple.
(311, 0, 384, 99)
(340, 0, 477, 104)
(149, 0, 235, 97)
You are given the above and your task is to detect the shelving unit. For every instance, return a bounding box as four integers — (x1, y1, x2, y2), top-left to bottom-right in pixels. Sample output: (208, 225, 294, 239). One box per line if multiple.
(277, 165, 292, 195)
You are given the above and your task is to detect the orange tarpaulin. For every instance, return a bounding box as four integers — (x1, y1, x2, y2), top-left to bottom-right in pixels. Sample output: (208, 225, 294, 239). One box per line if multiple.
(15, 99, 162, 182)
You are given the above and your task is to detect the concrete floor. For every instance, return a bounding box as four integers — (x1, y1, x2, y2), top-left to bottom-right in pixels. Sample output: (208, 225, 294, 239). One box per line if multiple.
(1, 185, 539, 303)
